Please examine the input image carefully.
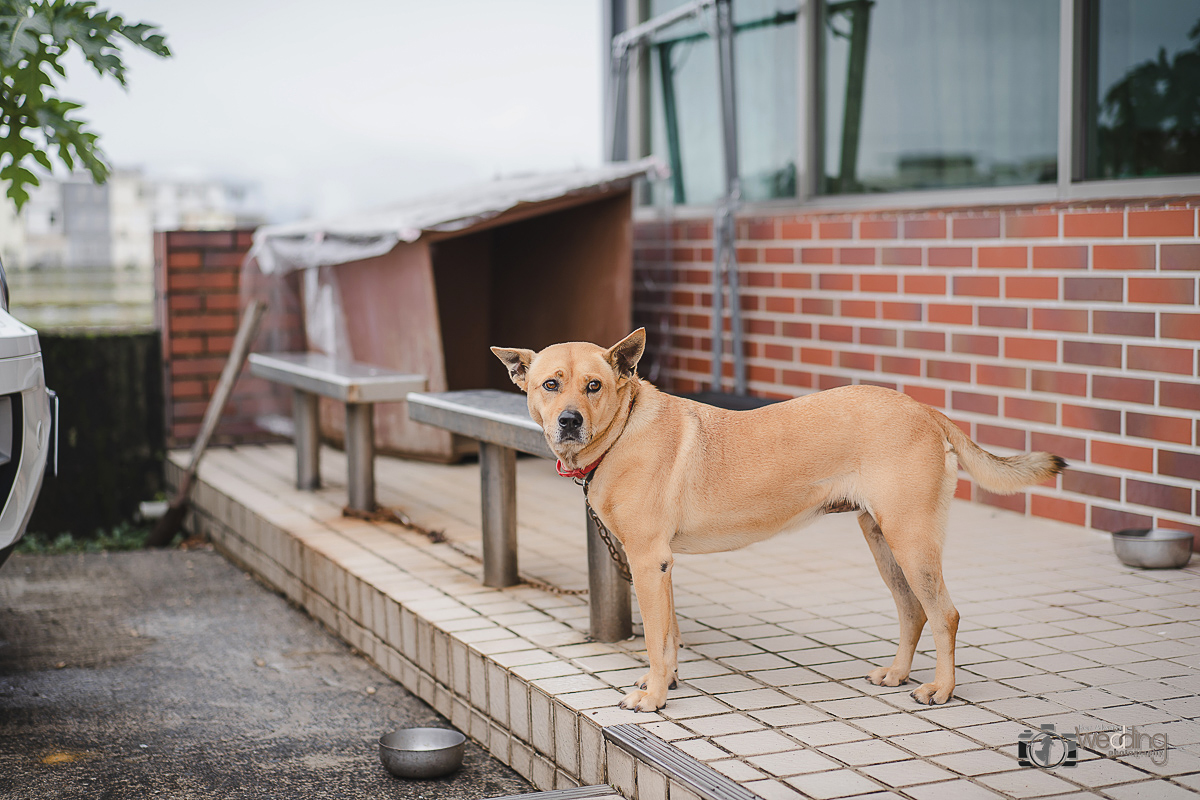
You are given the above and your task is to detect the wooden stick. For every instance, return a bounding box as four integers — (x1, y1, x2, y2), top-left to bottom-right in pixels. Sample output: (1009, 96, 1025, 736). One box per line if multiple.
(147, 299, 266, 547)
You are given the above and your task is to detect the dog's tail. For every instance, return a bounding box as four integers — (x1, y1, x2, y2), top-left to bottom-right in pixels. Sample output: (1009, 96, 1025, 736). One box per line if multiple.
(935, 413, 1066, 495)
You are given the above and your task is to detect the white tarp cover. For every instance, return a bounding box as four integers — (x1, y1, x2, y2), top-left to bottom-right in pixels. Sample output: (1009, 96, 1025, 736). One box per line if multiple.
(249, 158, 665, 274)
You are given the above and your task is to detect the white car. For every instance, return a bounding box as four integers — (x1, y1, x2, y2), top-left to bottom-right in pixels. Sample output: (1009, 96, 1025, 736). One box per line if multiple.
(0, 263, 55, 570)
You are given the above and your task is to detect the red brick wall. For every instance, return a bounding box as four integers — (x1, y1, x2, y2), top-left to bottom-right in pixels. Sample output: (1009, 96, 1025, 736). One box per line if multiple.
(633, 198, 1200, 540)
(156, 230, 286, 449)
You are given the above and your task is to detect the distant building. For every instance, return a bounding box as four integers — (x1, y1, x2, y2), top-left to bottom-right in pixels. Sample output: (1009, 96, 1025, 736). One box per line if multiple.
(109, 169, 155, 272)
(0, 169, 265, 271)
(150, 178, 263, 232)
(19, 179, 65, 269)
(62, 177, 111, 269)
(0, 193, 26, 272)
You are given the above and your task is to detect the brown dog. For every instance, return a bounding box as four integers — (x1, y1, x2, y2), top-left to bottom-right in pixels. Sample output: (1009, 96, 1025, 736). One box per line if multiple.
(492, 329, 1065, 711)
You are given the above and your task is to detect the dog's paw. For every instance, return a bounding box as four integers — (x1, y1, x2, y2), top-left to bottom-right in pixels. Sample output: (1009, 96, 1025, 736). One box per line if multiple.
(636, 671, 678, 691)
(866, 666, 909, 687)
(909, 682, 953, 705)
(619, 688, 666, 713)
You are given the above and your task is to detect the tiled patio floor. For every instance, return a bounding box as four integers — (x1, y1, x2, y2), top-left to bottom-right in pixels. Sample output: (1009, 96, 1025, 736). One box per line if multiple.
(176, 444, 1200, 800)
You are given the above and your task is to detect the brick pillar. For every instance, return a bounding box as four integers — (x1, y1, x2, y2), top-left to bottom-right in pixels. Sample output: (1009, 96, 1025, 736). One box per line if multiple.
(156, 229, 280, 449)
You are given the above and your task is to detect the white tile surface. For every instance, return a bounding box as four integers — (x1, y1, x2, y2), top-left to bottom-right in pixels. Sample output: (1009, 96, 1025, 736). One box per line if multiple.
(184, 446, 1200, 800)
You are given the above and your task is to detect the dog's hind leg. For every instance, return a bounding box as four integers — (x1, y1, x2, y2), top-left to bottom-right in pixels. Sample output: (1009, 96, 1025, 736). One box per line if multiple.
(877, 509, 960, 705)
(890, 543, 959, 705)
(860, 511, 926, 688)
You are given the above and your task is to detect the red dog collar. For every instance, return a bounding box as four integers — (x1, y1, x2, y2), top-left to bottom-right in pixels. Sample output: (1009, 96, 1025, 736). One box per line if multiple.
(556, 456, 604, 479)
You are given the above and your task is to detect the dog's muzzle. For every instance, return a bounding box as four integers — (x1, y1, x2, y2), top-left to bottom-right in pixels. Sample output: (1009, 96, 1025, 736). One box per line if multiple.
(556, 409, 585, 443)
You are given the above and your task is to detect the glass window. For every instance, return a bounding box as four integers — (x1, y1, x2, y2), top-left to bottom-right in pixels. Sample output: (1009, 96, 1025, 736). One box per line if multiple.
(1085, 0, 1200, 180)
(648, 0, 799, 205)
(821, 0, 1059, 194)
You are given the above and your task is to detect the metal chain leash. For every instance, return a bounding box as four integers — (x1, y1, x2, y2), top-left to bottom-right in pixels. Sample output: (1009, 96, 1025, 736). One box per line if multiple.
(343, 505, 588, 596)
(576, 472, 633, 584)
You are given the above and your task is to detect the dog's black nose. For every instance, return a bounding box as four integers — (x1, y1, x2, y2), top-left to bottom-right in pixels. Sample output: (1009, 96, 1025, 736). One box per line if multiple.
(558, 409, 583, 432)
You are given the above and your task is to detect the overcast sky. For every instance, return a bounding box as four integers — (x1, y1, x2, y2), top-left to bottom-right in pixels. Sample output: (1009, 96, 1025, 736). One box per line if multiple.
(58, 0, 604, 222)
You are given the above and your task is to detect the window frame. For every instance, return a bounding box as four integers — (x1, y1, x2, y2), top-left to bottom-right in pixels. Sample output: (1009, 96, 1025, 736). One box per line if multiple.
(625, 0, 1200, 211)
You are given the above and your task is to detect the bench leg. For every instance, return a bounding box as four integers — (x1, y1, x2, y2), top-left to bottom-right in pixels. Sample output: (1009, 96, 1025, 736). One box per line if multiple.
(479, 441, 519, 588)
(345, 402, 375, 512)
(293, 389, 320, 490)
(587, 511, 632, 641)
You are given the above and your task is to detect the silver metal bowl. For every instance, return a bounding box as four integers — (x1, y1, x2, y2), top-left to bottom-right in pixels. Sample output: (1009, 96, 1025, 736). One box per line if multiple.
(378, 727, 466, 779)
(1112, 528, 1194, 569)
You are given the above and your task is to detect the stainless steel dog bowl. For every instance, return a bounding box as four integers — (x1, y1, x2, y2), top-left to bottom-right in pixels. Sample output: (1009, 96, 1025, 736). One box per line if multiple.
(1112, 528, 1194, 569)
(378, 727, 465, 779)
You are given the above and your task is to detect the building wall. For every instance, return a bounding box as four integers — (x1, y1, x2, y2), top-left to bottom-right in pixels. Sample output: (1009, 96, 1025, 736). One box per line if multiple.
(62, 179, 111, 269)
(20, 180, 64, 269)
(632, 198, 1200, 541)
(0, 196, 24, 271)
(109, 169, 155, 271)
(156, 229, 285, 449)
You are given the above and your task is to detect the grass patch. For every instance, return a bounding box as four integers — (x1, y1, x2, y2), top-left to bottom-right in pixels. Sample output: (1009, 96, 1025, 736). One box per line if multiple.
(16, 521, 168, 554)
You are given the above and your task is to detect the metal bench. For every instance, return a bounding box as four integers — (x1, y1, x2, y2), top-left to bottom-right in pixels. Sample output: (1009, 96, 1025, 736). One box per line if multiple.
(407, 389, 632, 642)
(247, 352, 426, 512)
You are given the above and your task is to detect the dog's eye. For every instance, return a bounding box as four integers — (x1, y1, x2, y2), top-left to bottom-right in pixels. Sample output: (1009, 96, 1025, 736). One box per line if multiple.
(542, 379, 559, 392)
(586, 380, 601, 393)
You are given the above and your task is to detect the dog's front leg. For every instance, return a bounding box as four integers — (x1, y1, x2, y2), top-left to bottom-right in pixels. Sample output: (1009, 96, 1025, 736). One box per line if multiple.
(620, 546, 676, 712)
(636, 574, 679, 692)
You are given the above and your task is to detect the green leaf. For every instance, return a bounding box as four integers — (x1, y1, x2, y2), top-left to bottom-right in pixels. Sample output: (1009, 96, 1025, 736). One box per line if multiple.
(0, 0, 168, 209)
(6, 179, 29, 210)
(2, 132, 33, 160)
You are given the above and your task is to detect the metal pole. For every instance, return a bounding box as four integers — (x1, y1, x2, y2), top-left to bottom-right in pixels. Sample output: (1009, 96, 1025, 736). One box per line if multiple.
(611, 0, 716, 55)
(605, 0, 741, 392)
(838, 0, 871, 191)
(344, 402, 375, 512)
(657, 42, 686, 204)
(479, 441, 519, 588)
(606, 48, 631, 162)
(607, 0, 718, 164)
(293, 388, 320, 490)
(714, 0, 745, 395)
(603, 0, 629, 163)
(710, 212, 725, 393)
(715, 0, 741, 189)
(587, 510, 632, 641)
(726, 217, 747, 395)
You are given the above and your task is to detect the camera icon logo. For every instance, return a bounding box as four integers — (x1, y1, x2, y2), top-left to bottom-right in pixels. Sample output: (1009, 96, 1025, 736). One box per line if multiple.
(1018, 724, 1078, 768)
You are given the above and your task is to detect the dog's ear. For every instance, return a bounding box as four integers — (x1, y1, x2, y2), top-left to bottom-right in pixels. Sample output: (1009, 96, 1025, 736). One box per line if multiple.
(490, 346, 536, 391)
(605, 328, 645, 380)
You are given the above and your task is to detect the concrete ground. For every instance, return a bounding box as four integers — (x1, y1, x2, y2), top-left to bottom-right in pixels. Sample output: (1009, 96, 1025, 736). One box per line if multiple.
(0, 549, 531, 800)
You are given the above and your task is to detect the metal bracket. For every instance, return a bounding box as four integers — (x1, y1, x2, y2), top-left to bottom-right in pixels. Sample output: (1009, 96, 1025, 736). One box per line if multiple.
(605, 0, 745, 395)
(46, 388, 58, 477)
(604, 724, 762, 800)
